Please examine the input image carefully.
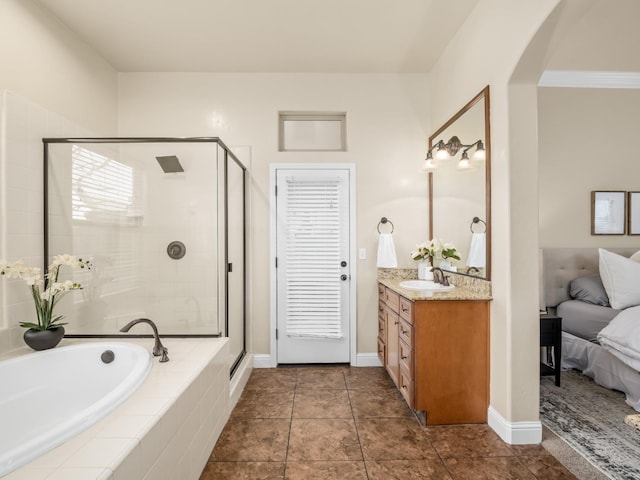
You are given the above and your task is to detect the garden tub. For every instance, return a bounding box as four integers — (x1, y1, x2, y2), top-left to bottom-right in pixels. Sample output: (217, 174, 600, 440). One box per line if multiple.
(0, 342, 151, 477)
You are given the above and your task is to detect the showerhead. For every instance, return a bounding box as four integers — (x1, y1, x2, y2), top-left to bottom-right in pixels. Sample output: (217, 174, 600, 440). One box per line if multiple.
(155, 155, 184, 173)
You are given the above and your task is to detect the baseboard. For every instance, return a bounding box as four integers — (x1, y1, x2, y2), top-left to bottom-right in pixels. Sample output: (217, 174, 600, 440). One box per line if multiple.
(253, 353, 276, 368)
(487, 405, 542, 445)
(355, 353, 383, 367)
(252, 353, 382, 368)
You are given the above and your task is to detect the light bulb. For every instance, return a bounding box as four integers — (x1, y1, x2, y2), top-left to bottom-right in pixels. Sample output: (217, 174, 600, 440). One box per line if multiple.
(456, 152, 472, 170)
(473, 141, 485, 160)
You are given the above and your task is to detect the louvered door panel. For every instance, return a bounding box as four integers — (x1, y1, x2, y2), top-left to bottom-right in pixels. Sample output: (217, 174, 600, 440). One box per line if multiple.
(276, 168, 350, 363)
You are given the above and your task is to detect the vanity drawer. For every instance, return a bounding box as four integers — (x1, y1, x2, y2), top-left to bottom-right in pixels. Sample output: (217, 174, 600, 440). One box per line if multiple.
(378, 314, 386, 340)
(377, 337, 386, 364)
(384, 288, 400, 313)
(399, 317, 413, 347)
(399, 366, 415, 409)
(399, 339, 413, 374)
(399, 297, 414, 324)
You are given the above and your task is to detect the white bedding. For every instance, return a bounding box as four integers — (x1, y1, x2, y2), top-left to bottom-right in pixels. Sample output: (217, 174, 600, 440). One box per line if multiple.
(597, 305, 640, 372)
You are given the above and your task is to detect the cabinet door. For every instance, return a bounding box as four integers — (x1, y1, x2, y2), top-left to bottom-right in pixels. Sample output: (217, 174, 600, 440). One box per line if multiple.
(385, 308, 400, 387)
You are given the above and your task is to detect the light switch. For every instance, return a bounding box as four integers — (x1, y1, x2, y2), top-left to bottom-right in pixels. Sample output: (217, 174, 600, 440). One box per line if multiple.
(359, 248, 366, 260)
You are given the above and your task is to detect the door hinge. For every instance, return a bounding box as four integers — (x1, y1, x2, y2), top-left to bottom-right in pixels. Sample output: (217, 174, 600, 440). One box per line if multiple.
(275, 257, 278, 268)
(275, 185, 278, 196)
(276, 328, 279, 340)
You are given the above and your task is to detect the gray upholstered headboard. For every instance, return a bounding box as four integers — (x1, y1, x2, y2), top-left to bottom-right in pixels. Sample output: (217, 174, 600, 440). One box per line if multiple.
(541, 247, 639, 309)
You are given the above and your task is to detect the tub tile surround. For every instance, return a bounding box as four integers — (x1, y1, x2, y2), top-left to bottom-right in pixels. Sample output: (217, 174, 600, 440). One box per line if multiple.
(2, 338, 230, 480)
(378, 267, 492, 300)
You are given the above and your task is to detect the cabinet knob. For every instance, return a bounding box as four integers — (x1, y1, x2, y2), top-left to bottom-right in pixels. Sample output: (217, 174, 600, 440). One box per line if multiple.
(394, 321, 399, 325)
(401, 355, 408, 360)
(401, 330, 407, 335)
(402, 307, 408, 312)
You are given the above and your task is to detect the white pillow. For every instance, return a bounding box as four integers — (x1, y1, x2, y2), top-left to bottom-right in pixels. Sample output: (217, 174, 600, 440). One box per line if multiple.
(599, 248, 640, 310)
(630, 250, 640, 263)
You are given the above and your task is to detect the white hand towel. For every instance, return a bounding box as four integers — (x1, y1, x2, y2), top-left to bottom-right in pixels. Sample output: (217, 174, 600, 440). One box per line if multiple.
(466, 232, 486, 268)
(377, 233, 398, 268)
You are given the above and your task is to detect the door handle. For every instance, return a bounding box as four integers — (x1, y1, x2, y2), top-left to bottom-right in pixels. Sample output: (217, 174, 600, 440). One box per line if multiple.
(340, 274, 348, 281)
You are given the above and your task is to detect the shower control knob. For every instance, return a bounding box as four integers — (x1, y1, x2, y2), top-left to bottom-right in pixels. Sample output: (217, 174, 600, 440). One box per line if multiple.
(167, 241, 186, 260)
(340, 274, 348, 281)
(341, 261, 347, 267)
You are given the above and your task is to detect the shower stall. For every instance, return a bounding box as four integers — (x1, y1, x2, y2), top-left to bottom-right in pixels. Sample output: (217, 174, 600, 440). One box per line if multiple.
(43, 138, 247, 375)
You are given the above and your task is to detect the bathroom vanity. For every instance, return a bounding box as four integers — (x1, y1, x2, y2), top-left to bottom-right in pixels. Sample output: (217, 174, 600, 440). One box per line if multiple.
(377, 277, 490, 425)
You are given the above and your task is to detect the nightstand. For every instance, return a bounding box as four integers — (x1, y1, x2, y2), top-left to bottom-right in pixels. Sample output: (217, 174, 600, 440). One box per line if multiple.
(540, 314, 562, 386)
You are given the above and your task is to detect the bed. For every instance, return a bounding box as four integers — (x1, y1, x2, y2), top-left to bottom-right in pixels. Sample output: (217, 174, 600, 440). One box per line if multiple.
(541, 247, 640, 411)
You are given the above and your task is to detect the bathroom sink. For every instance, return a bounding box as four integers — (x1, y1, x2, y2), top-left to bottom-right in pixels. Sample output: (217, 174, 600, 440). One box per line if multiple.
(398, 280, 455, 292)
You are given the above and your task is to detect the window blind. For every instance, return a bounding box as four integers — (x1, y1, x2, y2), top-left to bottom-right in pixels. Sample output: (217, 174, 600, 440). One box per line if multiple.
(72, 145, 134, 223)
(284, 176, 342, 338)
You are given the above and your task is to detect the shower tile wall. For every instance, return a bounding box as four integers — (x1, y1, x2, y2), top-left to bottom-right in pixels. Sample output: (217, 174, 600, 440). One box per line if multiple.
(47, 142, 220, 335)
(0, 92, 90, 353)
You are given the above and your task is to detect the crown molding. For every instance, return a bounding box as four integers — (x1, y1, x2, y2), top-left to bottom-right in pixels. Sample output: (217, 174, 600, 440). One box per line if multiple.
(539, 70, 640, 89)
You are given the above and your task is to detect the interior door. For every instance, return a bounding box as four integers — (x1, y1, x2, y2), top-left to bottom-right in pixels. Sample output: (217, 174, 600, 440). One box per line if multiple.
(275, 168, 351, 363)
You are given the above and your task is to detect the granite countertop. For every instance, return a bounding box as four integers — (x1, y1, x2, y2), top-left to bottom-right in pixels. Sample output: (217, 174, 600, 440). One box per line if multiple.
(378, 277, 492, 301)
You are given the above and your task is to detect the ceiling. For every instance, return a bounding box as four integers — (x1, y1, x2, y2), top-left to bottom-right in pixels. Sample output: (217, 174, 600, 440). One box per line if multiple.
(35, 0, 479, 73)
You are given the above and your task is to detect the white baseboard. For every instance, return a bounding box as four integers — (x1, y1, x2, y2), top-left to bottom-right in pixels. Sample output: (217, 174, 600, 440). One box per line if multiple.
(355, 353, 383, 367)
(487, 406, 542, 445)
(252, 353, 382, 368)
(253, 353, 276, 368)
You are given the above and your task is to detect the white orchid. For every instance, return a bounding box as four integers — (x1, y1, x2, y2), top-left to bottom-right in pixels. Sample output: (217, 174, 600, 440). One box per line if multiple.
(411, 238, 461, 262)
(0, 255, 92, 330)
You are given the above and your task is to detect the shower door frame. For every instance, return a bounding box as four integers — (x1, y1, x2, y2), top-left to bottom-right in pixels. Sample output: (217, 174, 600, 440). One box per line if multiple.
(42, 137, 248, 377)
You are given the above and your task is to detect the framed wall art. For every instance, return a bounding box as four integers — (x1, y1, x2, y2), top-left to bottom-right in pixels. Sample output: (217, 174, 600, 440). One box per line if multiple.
(591, 190, 626, 235)
(628, 191, 640, 235)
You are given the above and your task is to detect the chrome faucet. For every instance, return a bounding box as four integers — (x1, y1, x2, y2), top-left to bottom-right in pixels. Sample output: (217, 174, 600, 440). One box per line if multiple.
(467, 266, 480, 274)
(430, 267, 450, 286)
(120, 318, 169, 362)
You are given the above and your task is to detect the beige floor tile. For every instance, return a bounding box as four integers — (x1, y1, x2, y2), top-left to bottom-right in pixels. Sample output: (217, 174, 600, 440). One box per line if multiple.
(284, 461, 367, 480)
(293, 389, 352, 418)
(287, 418, 362, 461)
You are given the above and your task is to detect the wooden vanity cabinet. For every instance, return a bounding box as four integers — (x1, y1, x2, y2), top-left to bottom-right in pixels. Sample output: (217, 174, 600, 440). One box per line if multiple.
(378, 283, 489, 425)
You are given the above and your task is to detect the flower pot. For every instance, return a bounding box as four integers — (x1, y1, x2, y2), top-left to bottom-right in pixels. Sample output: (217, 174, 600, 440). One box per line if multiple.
(417, 260, 433, 280)
(23, 327, 65, 351)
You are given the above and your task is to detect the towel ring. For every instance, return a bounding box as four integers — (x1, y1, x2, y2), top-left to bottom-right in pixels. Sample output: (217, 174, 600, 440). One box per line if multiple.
(377, 217, 394, 234)
(470, 217, 487, 233)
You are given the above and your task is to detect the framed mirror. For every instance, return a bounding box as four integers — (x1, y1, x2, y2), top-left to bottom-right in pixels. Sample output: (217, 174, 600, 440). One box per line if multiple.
(428, 86, 491, 279)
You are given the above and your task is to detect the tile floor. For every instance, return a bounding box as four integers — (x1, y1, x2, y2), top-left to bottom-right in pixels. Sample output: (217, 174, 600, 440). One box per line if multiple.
(200, 366, 575, 479)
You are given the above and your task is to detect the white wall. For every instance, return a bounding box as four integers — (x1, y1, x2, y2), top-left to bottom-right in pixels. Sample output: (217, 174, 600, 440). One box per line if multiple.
(539, 87, 640, 247)
(429, 0, 562, 442)
(0, 0, 117, 352)
(117, 73, 431, 357)
(0, 0, 117, 134)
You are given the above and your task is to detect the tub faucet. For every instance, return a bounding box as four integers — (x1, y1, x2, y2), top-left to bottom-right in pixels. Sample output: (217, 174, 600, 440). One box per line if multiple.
(430, 267, 450, 286)
(120, 318, 169, 362)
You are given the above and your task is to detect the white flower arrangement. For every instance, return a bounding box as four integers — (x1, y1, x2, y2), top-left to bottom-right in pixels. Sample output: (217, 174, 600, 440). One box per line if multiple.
(411, 238, 461, 262)
(0, 255, 92, 331)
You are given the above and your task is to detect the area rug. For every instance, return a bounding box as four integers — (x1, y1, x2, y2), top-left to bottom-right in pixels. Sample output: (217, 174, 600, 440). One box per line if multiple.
(540, 369, 640, 479)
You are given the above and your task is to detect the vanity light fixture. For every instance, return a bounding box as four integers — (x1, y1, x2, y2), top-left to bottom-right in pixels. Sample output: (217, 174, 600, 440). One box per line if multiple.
(424, 136, 485, 171)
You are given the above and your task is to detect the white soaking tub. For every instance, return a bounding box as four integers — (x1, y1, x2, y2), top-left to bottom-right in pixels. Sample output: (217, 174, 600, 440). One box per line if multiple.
(1, 337, 232, 480)
(0, 342, 151, 477)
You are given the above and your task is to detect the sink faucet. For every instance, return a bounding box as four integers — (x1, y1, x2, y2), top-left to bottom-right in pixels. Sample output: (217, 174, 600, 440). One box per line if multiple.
(467, 266, 480, 274)
(430, 267, 450, 286)
(120, 318, 169, 362)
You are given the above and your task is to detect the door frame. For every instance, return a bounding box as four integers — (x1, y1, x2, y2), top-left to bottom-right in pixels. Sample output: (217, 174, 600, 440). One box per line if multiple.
(269, 163, 357, 367)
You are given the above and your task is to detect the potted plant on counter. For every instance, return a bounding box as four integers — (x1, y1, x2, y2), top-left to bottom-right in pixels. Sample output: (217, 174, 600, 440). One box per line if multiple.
(0, 254, 92, 350)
